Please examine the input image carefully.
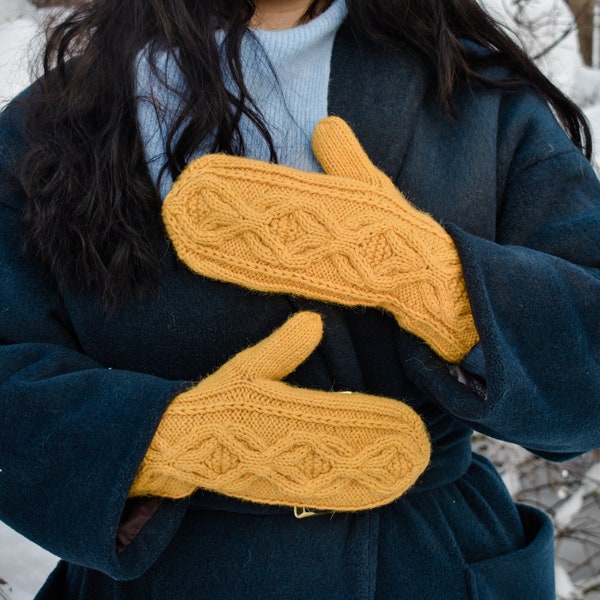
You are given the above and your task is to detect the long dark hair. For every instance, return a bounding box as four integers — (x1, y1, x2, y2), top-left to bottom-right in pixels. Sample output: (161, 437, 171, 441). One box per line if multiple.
(19, 0, 591, 306)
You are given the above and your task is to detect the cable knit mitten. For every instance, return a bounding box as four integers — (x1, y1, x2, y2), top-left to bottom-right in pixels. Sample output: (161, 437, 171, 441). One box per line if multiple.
(162, 117, 478, 363)
(131, 312, 430, 511)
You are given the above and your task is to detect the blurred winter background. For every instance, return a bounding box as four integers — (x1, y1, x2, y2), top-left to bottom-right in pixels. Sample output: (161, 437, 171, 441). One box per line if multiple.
(1, 0, 600, 598)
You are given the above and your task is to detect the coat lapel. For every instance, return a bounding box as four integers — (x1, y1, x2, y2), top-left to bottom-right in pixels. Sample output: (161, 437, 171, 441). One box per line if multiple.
(328, 20, 430, 181)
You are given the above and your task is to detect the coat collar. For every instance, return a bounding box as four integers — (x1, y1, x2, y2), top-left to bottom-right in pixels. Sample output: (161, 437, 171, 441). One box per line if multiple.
(328, 20, 430, 180)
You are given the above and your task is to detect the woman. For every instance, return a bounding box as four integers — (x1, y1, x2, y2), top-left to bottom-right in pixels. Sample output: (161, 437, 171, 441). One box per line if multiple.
(0, 0, 599, 597)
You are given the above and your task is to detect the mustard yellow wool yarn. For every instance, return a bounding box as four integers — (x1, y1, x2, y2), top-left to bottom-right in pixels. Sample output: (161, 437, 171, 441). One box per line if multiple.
(131, 312, 431, 511)
(162, 117, 479, 363)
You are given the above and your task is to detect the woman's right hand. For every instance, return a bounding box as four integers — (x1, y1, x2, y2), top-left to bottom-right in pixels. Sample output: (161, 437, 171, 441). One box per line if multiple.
(130, 311, 430, 512)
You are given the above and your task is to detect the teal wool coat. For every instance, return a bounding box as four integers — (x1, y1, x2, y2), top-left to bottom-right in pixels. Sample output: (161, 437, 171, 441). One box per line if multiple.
(1, 21, 599, 599)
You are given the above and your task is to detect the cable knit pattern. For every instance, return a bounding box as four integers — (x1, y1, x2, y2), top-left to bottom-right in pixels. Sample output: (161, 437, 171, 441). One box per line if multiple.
(131, 312, 431, 511)
(163, 117, 479, 362)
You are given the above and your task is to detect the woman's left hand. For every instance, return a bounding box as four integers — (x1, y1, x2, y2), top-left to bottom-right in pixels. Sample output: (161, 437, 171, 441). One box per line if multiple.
(162, 117, 478, 363)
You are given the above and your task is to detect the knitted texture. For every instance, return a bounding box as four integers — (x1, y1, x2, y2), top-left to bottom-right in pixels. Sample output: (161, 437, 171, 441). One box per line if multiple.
(131, 312, 431, 511)
(162, 117, 479, 362)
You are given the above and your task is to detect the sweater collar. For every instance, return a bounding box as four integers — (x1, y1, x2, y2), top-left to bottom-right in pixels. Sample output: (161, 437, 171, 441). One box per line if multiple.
(249, 0, 347, 71)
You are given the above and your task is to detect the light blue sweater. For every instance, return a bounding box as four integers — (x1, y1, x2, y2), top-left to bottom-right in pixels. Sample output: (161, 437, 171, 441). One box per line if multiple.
(136, 0, 347, 199)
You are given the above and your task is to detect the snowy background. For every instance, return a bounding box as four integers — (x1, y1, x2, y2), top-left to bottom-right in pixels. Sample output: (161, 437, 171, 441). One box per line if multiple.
(1, 0, 600, 598)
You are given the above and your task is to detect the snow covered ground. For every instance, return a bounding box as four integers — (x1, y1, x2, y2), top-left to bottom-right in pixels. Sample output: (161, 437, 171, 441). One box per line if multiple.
(0, 0, 599, 598)
(0, 0, 48, 108)
(0, 522, 57, 598)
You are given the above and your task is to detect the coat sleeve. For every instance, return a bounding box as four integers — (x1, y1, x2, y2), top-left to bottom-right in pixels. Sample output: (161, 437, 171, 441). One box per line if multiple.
(0, 100, 189, 580)
(401, 90, 600, 461)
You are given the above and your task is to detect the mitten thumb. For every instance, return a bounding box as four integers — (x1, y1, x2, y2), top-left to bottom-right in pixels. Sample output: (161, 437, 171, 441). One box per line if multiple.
(312, 116, 391, 190)
(228, 311, 323, 381)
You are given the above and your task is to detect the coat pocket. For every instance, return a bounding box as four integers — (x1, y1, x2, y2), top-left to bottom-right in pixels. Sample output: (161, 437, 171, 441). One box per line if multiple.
(466, 504, 555, 600)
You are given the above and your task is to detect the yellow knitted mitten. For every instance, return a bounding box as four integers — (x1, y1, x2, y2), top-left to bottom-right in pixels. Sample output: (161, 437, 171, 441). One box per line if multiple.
(162, 117, 478, 363)
(130, 312, 430, 511)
